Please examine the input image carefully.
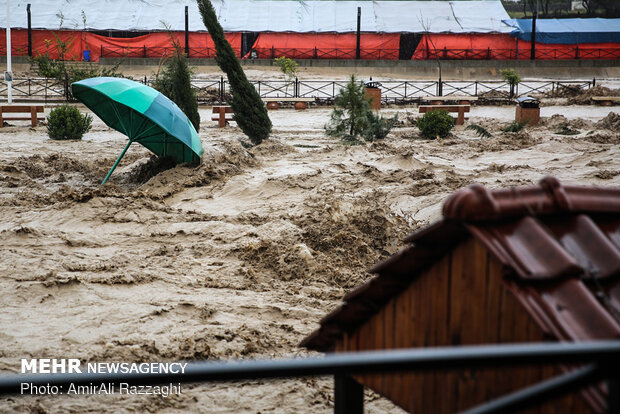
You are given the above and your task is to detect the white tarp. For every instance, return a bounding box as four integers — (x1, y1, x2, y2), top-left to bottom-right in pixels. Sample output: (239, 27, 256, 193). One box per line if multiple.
(1, 0, 512, 33)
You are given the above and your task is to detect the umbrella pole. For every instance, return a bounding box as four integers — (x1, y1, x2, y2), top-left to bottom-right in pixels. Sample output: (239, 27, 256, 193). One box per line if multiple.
(101, 139, 134, 185)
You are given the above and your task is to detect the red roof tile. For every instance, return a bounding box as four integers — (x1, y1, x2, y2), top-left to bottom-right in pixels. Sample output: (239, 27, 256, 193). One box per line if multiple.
(301, 177, 620, 351)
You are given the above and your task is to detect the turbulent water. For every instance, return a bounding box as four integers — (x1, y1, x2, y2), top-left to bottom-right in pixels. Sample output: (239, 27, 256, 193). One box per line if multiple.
(0, 104, 618, 413)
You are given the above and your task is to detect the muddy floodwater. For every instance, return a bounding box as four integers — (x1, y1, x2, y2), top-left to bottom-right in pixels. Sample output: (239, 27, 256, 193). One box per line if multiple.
(0, 101, 618, 413)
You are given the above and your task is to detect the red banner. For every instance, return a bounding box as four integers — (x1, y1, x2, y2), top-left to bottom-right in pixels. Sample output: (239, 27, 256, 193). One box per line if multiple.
(1, 29, 242, 62)
(249, 33, 400, 60)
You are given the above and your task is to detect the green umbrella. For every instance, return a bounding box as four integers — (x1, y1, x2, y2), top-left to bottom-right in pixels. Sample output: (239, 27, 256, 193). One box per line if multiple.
(71, 77, 203, 184)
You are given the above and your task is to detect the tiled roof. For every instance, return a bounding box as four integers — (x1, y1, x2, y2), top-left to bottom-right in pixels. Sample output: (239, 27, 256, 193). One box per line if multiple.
(301, 177, 620, 351)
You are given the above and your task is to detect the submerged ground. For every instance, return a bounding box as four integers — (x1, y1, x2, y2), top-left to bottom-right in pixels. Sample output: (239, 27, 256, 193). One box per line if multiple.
(0, 100, 618, 412)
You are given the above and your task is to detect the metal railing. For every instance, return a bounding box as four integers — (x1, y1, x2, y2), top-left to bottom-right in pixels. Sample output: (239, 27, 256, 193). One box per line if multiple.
(0, 341, 618, 413)
(4, 45, 620, 61)
(99, 46, 222, 59)
(0, 77, 597, 104)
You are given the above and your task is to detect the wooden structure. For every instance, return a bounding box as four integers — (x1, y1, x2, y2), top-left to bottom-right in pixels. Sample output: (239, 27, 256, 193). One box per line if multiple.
(211, 105, 233, 128)
(302, 177, 620, 414)
(423, 96, 478, 105)
(516, 105, 541, 125)
(592, 96, 620, 106)
(364, 87, 381, 110)
(0, 105, 44, 127)
(262, 97, 315, 110)
(419, 104, 470, 125)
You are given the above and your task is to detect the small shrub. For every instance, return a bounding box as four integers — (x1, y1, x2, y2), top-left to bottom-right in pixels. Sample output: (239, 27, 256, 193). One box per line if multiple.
(502, 120, 528, 133)
(47, 105, 92, 140)
(417, 109, 455, 139)
(555, 125, 580, 135)
(500, 69, 521, 99)
(465, 124, 492, 138)
(274, 57, 298, 80)
(363, 109, 398, 142)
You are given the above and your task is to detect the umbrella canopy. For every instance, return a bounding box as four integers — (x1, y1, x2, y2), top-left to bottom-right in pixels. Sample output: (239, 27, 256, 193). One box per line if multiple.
(71, 77, 203, 184)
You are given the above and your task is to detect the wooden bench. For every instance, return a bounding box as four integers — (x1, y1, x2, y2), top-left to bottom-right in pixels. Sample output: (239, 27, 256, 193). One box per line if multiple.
(592, 96, 620, 106)
(211, 105, 233, 128)
(419, 105, 470, 125)
(423, 96, 478, 105)
(262, 97, 315, 110)
(0, 105, 45, 127)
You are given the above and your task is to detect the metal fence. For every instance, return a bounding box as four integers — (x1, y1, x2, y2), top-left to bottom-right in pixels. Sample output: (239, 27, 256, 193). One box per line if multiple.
(4, 44, 620, 61)
(0, 76, 597, 104)
(1, 341, 619, 414)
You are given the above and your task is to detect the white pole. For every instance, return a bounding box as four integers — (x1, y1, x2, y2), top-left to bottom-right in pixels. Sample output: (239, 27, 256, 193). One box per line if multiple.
(6, 0, 12, 104)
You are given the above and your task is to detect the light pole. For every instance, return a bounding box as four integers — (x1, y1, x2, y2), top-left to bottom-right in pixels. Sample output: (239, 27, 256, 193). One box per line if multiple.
(5, 0, 13, 104)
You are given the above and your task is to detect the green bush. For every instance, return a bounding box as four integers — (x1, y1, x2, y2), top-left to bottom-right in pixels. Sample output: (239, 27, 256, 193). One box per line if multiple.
(47, 105, 92, 140)
(363, 110, 398, 142)
(274, 57, 298, 80)
(500, 69, 521, 99)
(502, 120, 528, 133)
(417, 109, 455, 139)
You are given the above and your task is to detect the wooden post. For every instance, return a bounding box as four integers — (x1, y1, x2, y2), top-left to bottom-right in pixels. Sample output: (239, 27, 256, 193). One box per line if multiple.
(334, 375, 363, 414)
(30, 106, 37, 127)
(218, 107, 226, 128)
(457, 107, 465, 125)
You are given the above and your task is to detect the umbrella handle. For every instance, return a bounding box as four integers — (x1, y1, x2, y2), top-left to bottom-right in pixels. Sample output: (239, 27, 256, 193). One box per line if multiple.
(101, 139, 134, 185)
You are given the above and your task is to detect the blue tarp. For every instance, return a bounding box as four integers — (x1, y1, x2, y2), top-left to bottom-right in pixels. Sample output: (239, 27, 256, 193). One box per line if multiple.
(503, 18, 620, 44)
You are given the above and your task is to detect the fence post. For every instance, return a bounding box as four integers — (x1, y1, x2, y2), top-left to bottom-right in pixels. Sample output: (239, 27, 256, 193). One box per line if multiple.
(295, 77, 299, 98)
(334, 375, 363, 414)
(185, 6, 189, 58)
(593, 77, 596, 88)
(220, 76, 224, 103)
(27, 4, 32, 57)
(355, 7, 361, 60)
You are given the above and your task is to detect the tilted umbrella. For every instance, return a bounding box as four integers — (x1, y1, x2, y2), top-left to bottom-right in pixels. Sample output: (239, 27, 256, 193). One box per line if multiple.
(71, 77, 203, 184)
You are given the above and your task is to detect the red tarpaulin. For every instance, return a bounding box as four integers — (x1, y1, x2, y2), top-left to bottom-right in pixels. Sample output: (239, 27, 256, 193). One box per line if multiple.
(249, 33, 400, 60)
(1, 29, 242, 62)
(412, 33, 620, 60)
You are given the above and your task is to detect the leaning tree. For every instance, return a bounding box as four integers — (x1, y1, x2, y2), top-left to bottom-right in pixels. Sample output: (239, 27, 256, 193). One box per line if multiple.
(197, 0, 272, 145)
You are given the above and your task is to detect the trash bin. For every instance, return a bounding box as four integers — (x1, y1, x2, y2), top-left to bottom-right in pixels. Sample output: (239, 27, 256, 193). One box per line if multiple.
(515, 96, 540, 125)
(364, 80, 382, 110)
(83, 50, 91, 62)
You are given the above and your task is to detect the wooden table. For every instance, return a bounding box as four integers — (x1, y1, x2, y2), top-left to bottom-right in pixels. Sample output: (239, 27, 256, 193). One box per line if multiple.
(419, 104, 471, 125)
(262, 97, 315, 110)
(0, 105, 45, 127)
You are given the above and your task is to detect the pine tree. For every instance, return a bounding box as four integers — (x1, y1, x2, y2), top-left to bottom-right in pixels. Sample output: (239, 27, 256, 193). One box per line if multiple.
(325, 75, 396, 143)
(197, 0, 271, 145)
(325, 75, 371, 143)
(156, 52, 201, 132)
